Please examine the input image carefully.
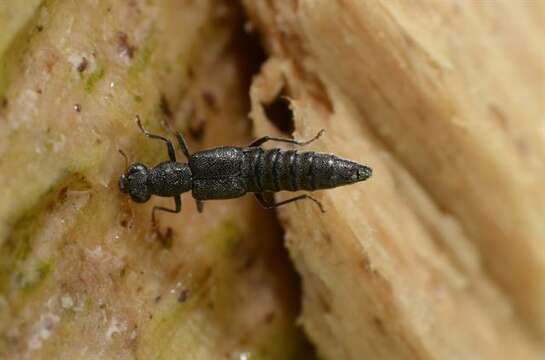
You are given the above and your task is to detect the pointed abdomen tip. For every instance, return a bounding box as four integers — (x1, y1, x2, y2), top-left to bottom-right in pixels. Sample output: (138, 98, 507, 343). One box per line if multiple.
(358, 165, 372, 181)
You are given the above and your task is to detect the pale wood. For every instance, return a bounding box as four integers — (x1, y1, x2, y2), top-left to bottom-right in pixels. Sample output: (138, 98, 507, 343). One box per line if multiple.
(245, 1, 545, 359)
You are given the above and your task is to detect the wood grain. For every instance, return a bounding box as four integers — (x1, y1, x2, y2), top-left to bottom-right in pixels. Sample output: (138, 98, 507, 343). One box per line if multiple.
(245, 1, 545, 358)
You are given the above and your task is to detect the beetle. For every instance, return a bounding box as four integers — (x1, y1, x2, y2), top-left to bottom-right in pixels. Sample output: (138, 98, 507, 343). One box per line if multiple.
(119, 116, 372, 225)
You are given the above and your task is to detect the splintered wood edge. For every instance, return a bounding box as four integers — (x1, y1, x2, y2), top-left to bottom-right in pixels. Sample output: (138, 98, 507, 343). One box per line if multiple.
(248, 50, 542, 360)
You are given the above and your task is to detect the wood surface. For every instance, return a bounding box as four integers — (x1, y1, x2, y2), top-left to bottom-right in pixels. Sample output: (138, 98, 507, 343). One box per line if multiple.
(244, 1, 545, 359)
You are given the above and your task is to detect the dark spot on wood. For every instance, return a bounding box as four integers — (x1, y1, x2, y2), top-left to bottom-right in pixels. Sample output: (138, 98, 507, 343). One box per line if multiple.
(36, 25, 44, 32)
(74, 104, 81, 113)
(188, 120, 206, 142)
(1, 98, 8, 108)
(359, 257, 372, 274)
(36, 89, 42, 94)
(46, 199, 55, 212)
(159, 94, 173, 119)
(118, 195, 136, 227)
(14, 272, 23, 285)
(177, 289, 190, 303)
(262, 87, 294, 134)
(373, 316, 386, 335)
(157, 227, 174, 249)
(516, 138, 530, 155)
(136, 286, 143, 293)
(488, 104, 508, 129)
(58, 187, 68, 201)
(154, 295, 161, 303)
(77, 57, 89, 73)
(322, 232, 332, 245)
(116, 31, 136, 59)
(45, 55, 58, 73)
(241, 254, 256, 270)
(317, 292, 331, 313)
(264, 311, 275, 324)
(201, 90, 217, 109)
(201, 267, 213, 283)
(187, 66, 195, 79)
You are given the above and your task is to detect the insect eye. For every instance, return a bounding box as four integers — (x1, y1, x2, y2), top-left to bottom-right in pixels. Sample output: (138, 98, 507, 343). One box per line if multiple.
(128, 163, 147, 175)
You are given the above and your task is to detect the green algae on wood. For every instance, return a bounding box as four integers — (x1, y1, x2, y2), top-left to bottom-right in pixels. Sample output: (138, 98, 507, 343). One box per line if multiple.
(0, 173, 90, 298)
(83, 66, 105, 93)
(137, 221, 306, 360)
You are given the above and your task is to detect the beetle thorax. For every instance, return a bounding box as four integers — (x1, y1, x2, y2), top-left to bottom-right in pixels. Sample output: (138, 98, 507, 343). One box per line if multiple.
(148, 161, 192, 197)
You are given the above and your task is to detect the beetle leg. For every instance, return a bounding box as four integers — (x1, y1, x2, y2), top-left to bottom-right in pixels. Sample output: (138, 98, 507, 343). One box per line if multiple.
(195, 200, 204, 213)
(174, 132, 191, 161)
(136, 115, 177, 162)
(249, 129, 325, 147)
(254, 192, 325, 213)
(152, 195, 182, 228)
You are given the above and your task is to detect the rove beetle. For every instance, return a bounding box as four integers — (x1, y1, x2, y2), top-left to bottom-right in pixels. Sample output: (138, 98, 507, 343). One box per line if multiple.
(119, 116, 372, 226)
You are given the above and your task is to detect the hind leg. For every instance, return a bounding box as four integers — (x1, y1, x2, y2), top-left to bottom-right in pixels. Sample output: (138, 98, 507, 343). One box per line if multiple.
(195, 200, 204, 213)
(254, 192, 325, 213)
(249, 129, 325, 147)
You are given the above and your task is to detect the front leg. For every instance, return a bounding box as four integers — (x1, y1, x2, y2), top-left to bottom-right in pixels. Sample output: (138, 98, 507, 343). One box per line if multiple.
(174, 132, 191, 161)
(152, 195, 182, 229)
(136, 115, 177, 162)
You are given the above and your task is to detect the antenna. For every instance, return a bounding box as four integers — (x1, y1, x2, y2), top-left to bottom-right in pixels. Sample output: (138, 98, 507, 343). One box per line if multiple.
(118, 149, 129, 169)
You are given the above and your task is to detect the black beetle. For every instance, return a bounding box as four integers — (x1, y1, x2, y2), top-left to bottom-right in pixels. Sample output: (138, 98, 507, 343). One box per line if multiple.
(119, 116, 372, 225)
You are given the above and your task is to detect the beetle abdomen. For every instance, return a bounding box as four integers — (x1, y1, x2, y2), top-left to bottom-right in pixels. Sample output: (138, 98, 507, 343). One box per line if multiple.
(249, 148, 372, 192)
